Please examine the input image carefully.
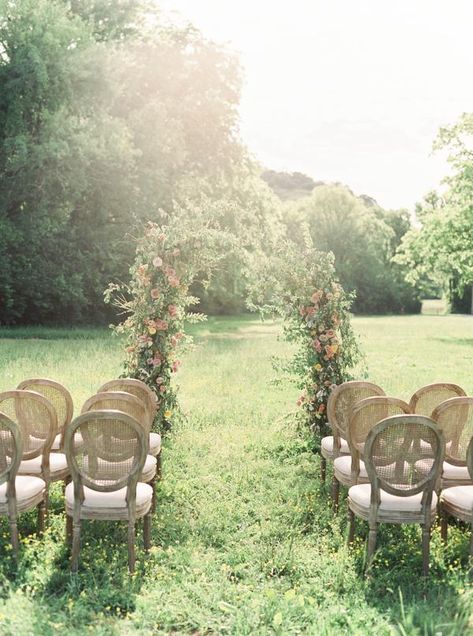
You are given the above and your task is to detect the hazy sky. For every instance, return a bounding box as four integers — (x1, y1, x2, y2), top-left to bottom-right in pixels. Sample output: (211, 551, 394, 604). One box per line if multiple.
(160, 1, 473, 210)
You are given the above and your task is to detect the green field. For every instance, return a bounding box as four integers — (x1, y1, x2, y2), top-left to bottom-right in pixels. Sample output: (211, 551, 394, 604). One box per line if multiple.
(0, 315, 472, 635)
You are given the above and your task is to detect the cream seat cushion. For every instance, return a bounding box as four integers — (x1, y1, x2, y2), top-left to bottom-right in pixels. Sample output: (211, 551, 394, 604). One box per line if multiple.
(149, 433, 162, 456)
(19, 452, 68, 475)
(65, 481, 153, 509)
(321, 436, 349, 455)
(442, 462, 471, 482)
(334, 455, 368, 479)
(349, 484, 438, 512)
(0, 476, 45, 504)
(441, 485, 473, 509)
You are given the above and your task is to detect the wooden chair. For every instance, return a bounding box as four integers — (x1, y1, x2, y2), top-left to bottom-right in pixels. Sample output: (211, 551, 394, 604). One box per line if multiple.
(0, 390, 68, 516)
(81, 392, 157, 506)
(348, 415, 444, 575)
(0, 411, 47, 552)
(431, 397, 473, 488)
(409, 383, 466, 417)
(17, 378, 73, 451)
(333, 396, 411, 508)
(440, 434, 473, 550)
(323, 381, 385, 506)
(64, 410, 153, 572)
(98, 379, 161, 462)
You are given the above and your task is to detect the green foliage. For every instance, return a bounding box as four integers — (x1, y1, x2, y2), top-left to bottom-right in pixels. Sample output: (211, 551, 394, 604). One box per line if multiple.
(248, 237, 362, 432)
(0, 0, 243, 325)
(396, 114, 473, 307)
(283, 185, 421, 314)
(0, 316, 473, 633)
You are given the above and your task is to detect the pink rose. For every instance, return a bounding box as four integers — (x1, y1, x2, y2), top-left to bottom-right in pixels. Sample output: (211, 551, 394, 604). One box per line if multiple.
(168, 304, 178, 318)
(159, 385, 166, 394)
(156, 319, 168, 331)
(165, 266, 176, 277)
(150, 288, 160, 299)
(170, 336, 178, 347)
(172, 360, 181, 373)
(168, 276, 180, 288)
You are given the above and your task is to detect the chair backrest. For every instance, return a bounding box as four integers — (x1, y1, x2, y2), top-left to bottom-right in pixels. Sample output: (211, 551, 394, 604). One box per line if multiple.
(348, 396, 411, 455)
(364, 415, 444, 498)
(98, 379, 156, 428)
(327, 381, 385, 448)
(0, 390, 57, 460)
(17, 378, 73, 438)
(81, 391, 148, 432)
(466, 436, 473, 482)
(431, 397, 473, 466)
(409, 383, 466, 417)
(0, 411, 22, 487)
(64, 410, 147, 498)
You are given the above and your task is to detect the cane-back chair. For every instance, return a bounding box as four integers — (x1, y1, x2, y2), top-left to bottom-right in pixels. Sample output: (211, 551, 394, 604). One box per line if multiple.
(348, 415, 444, 575)
(431, 397, 473, 488)
(0, 390, 68, 516)
(98, 379, 161, 460)
(0, 412, 46, 550)
(323, 381, 385, 506)
(64, 410, 153, 572)
(409, 383, 466, 417)
(334, 397, 411, 500)
(17, 379, 73, 451)
(81, 392, 157, 504)
(440, 434, 473, 551)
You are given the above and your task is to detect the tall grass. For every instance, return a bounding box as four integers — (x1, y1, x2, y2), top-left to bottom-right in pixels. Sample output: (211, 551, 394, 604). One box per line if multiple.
(0, 315, 472, 634)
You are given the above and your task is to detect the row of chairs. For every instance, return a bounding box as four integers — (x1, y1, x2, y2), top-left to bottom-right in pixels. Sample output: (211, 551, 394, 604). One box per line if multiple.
(0, 377, 162, 572)
(320, 381, 473, 574)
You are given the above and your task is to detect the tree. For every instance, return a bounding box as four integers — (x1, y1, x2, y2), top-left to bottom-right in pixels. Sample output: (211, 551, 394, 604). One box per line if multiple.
(396, 114, 473, 311)
(283, 185, 421, 314)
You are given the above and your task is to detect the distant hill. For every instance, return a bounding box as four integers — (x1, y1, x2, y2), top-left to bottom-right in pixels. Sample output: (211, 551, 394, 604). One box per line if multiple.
(261, 169, 379, 207)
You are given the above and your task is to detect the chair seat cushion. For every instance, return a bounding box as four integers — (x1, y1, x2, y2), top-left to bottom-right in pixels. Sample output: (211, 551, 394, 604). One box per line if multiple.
(334, 454, 367, 479)
(65, 481, 153, 509)
(51, 433, 62, 451)
(149, 432, 162, 456)
(441, 485, 473, 510)
(0, 476, 45, 504)
(19, 452, 68, 477)
(321, 436, 350, 456)
(349, 484, 438, 512)
(442, 462, 470, 482)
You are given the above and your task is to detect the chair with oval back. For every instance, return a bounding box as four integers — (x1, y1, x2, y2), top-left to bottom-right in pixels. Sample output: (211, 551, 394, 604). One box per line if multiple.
(0, 411, 46, 550)
(98, 379, 161, 466)
(409, 383, 466, 417)
(0, 390, 68, 519)
(333, 396, 411, 510)
(17, 379, 73, 452)
(64, 410, 153, 572)
(440, 433, 473, 551)
(348, 414, 444, 575)
(81, 392, 157, 508)
(430, 397, 473, 493)
(323, 381, 385, 508)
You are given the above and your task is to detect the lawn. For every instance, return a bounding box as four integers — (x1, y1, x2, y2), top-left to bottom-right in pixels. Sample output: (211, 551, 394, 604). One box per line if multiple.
(0, 314, 472, 634)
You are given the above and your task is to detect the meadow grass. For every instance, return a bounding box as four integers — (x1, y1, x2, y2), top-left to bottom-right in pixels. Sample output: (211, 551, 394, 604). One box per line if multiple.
(0, 315, 472, 634)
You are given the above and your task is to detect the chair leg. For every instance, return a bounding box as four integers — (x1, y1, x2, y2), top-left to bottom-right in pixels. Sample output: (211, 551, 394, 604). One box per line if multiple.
(440, 507, 448, 544)
(470, 524, 473, 556)
(65, 514, 73, 546)
(347, 507, 355, 544)
(128, 520, 136, 573)
(156, 452, 162, 480)
(37, 500, 46, 535)
(320, 456, 326, 484)
(366, 524, 377, 571)
(71, 520, 81, 572)
(44, 485, 50, 524)
(422, 524, 431, 577)
(331, 474, 340, 512)
(9, 516, 19, 555)
(143, 513, 151, 552)
(150, 476, 157, 513)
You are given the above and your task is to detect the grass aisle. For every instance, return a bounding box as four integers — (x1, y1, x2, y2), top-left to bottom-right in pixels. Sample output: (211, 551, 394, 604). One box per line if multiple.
(0, 316, 472, 634)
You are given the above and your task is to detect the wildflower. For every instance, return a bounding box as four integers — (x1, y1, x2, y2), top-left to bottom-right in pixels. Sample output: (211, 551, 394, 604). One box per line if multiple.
(172, 360, 181, 373)
(168, 304, 178, 318)
(155, 376, 164, 385)
(153, 256, 163, 268)
(156, 319, 168, 331)
(168, 276, 180, 288)
(164, 410, 172, 419)
(150, 288, 160, 300)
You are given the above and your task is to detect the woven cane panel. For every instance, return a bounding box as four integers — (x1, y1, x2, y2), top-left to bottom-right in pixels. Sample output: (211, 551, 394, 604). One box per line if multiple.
(370, 420, 439, 492)
(333, 385, 384, 438)
(436, 402, 473, 463)
(351, 400, 410, 449)
(0, 395, 52, 456)
(413, 385, 465, 417)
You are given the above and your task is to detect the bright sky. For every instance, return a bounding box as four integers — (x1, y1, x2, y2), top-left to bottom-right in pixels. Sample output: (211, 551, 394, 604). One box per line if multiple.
(160, 1, 473, 210)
